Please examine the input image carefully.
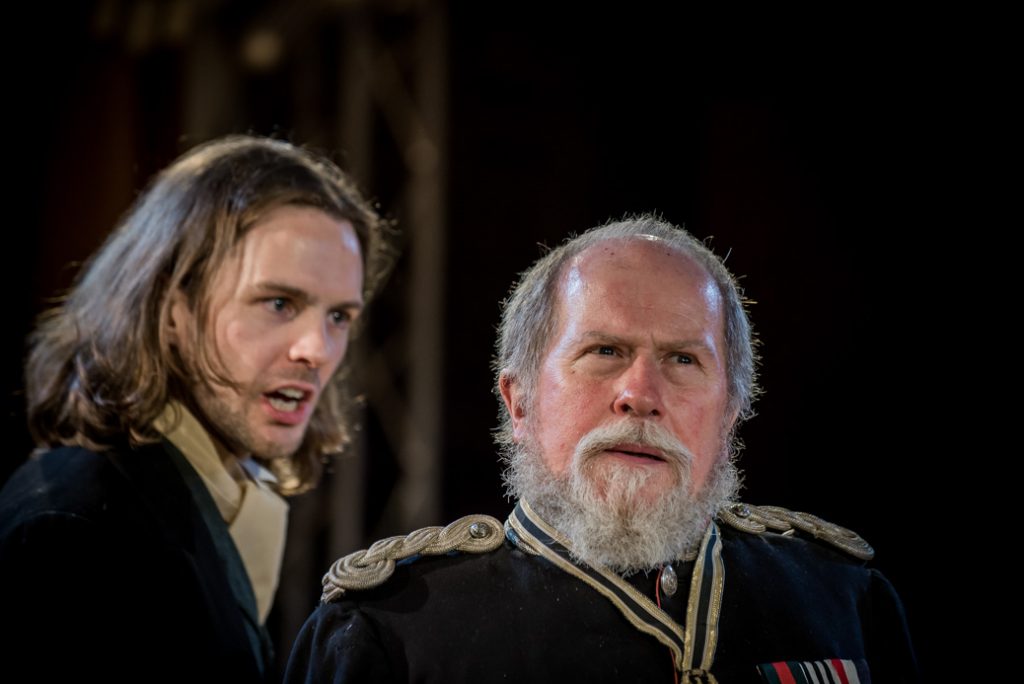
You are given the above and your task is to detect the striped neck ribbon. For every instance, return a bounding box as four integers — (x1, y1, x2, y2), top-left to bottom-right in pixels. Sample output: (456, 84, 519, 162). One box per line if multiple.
(506, 499, 724, 682)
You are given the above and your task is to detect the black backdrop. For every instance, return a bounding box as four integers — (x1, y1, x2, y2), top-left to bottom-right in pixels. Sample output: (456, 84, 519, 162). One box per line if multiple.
(2, 4, 982, 679)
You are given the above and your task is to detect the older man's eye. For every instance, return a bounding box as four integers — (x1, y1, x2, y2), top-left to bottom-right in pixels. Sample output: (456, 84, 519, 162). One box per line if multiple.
(672, 353, 694, 364)
(595, 346, 617, 356)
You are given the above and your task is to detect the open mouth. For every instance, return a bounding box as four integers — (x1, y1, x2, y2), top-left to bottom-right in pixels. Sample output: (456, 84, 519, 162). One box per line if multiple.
(265, 387, 309, 413)
(606, 445, 666, 462)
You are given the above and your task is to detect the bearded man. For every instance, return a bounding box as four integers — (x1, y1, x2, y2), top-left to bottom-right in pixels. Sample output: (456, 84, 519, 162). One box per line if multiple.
(285, 216, 917, 684)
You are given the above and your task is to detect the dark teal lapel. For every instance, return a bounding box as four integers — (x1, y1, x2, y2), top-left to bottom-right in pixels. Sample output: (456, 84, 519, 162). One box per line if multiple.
(105, 440, 269, 678)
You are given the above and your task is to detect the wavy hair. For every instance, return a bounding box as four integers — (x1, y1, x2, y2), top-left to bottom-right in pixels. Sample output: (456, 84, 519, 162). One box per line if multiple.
(494, 214, 759, 455)
(27, 135, 391, 494)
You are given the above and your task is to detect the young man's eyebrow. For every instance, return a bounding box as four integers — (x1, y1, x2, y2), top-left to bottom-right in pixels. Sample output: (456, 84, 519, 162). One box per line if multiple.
(254, 282, 363, 311)
(253, 281, 310, 301)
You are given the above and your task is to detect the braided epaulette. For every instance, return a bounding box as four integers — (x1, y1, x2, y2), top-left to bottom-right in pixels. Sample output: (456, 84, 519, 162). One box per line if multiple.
(321, 514, 505, 603)
(716, 502, 875, 561)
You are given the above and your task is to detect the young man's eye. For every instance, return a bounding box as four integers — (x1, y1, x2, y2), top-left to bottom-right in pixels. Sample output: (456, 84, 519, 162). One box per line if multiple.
(329, 310, 352, 326)
(264, 297, 291, 314)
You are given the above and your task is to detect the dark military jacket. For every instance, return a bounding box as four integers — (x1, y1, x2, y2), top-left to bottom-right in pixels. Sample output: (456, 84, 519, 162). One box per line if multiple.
(286, 502, 917, 684)
(0, 442, 271, 683)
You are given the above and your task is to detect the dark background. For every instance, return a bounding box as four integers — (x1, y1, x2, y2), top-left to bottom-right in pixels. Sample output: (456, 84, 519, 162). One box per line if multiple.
(3, 2, 981, 679)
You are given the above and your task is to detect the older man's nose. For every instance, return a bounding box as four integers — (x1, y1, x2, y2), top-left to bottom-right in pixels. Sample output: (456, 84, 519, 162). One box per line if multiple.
(612, 357, 663, 418)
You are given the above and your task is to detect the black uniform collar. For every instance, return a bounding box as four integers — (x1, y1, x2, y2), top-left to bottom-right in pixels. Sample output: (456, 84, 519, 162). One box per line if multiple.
(506, 499, 724, 682)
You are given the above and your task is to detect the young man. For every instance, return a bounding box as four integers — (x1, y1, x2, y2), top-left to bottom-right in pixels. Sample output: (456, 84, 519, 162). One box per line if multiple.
(0, 136, 389, 683)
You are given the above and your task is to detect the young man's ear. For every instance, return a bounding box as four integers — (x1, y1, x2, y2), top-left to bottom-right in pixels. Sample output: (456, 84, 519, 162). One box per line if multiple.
(164, 289, 192, 348)
(499, 370, 528, 441)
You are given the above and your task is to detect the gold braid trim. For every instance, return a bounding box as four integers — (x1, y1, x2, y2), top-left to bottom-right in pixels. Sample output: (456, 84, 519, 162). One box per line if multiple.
(320, 514, 505, 603)
(717, 502, 875, 561)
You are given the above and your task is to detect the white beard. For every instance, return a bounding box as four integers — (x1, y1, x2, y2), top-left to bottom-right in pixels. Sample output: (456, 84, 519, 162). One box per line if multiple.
(503, 419, 740, 575)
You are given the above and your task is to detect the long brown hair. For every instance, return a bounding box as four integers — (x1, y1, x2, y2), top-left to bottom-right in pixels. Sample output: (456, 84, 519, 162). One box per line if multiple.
(27, 135, 391, 494)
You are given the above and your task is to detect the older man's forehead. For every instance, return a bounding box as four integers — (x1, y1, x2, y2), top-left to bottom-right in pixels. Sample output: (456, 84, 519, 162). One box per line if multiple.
(542, 237, 724, 352)
(564, 236, 718, 295)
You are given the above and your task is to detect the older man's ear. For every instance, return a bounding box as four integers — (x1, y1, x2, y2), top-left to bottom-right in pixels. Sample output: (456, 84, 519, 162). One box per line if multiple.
(499, 370, 528, 441)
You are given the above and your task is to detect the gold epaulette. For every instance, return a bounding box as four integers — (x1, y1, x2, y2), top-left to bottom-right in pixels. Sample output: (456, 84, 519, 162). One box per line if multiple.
(716, 502, 875, 561)
(320, 514, 505, 604)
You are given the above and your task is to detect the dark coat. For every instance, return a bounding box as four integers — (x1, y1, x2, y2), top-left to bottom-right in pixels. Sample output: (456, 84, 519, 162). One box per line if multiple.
(285, 520, 917, 683)
(0, 442, 270, 684)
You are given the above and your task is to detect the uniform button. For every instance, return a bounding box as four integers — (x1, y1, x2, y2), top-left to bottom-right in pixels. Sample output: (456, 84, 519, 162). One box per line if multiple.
(660, 563, 678, 597)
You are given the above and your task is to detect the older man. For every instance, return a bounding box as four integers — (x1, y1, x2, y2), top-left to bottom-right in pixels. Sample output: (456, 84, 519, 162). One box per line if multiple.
(0, 136, 389, 683)
(286, 216, 917, 683)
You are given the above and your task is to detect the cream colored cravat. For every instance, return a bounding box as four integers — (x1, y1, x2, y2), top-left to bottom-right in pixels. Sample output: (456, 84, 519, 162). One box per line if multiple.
(154, 403, 288, 623)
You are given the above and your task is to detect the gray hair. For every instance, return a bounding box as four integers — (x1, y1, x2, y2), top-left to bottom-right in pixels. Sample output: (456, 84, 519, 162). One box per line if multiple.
(494, 214, 759, 451)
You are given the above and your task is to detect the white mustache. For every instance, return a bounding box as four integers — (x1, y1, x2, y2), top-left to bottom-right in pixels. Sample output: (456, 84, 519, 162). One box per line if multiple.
(573, 420, 694, 472)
